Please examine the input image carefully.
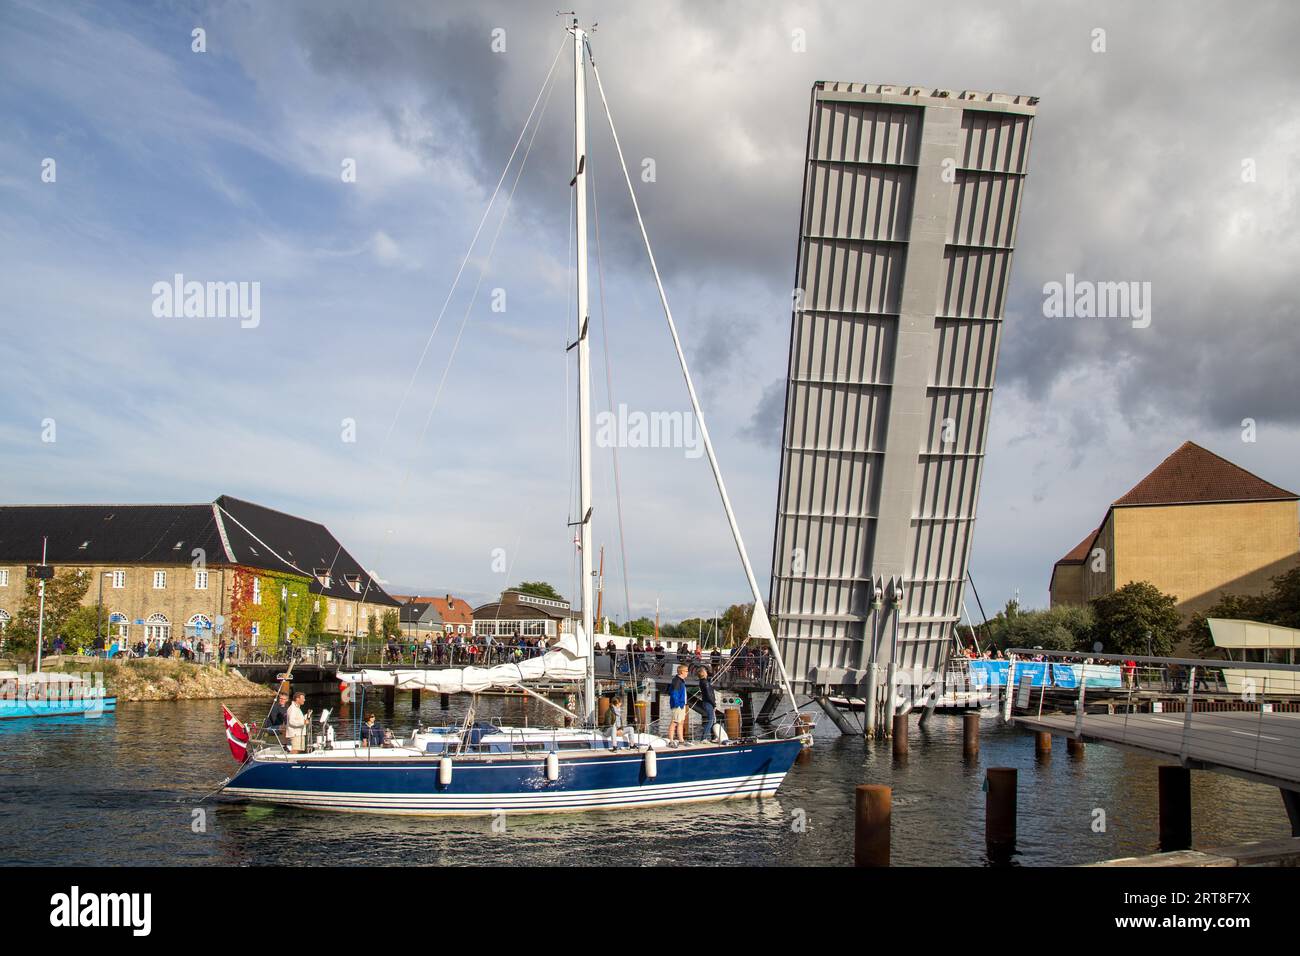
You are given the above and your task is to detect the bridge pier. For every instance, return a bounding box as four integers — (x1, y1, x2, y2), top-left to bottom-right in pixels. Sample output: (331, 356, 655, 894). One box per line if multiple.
(411, 689, 420, 710)
(383, 685, 395, 709)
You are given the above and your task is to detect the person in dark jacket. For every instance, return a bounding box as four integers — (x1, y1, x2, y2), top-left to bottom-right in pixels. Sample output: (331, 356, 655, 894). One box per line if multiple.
(697, 667, 717, 742)
(265, 692, 289, 737)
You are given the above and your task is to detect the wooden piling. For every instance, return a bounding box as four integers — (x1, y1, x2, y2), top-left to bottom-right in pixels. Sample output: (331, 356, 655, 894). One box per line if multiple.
(985, 767, 1017, 855)
(963, 712, 980, 758)
(411, 689, 421, 710)
(1067, 737, 1085, 758)
(891, 715, 908, 756)
(854, 784, 891, 867)
(1158, 765, 1192, 852)
(1035, 731, 1052, 755)
(439, 692, 449, 709)
(724, 707, 741, 740)
(634, 700, 649, 733)
(597, 696, 610, 724)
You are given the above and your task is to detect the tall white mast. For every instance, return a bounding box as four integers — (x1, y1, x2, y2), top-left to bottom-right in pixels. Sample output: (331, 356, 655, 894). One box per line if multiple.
(571, 18, 596, 722)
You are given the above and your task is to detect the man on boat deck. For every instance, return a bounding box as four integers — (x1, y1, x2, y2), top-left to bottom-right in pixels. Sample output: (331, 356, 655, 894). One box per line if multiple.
(286, 692, 308, 753)
(266, 692, 289, 738)
(667, 664, 689, 747)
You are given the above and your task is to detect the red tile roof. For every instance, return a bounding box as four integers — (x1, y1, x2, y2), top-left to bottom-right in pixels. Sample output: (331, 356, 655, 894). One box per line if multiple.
(395, 594, 474, 626)
(1113, 441, 1297, 508)
(1055, 527, 1100, 566)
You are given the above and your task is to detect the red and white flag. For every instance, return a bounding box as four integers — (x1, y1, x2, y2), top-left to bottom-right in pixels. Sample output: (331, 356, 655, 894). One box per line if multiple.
(222, 705, 250, 762)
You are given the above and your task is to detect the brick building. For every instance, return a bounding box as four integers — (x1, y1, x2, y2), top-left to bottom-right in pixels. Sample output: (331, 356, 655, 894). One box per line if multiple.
(0, 495, 399, 649)
(1049, 442, 1299, 618)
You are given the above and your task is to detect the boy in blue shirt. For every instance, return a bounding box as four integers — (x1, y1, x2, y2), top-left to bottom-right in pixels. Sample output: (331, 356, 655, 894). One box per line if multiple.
(667, 664, 689, 747)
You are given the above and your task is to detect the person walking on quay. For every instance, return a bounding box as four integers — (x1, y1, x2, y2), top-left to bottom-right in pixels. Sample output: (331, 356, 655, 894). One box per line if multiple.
(667, 664, 689, 747)
(286, 692, 308, 753)
(697, 667, 717, 742)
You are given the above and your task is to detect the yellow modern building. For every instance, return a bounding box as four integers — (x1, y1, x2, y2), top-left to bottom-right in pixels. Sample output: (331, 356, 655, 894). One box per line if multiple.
(1049, 442, 1299, 618)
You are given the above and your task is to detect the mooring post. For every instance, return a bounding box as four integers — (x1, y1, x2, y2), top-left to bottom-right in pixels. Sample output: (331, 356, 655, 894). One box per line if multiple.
(383, 685, 395, 708)
(963, 712, 980, 758)
(892, 714, 908, 756)
(411, 689, 421, 710)
(597, 696, 610, 725)
(724, 706, 741, 740)
(1035, 730, 1052, 756)
(854, 784, 891, 867)
(985, 767, 1017, 857)
(1067, 737, 1085, 758)
(439, 692, 449, 709)
(635, 699, 649, 733)
(1158, 765, 1192, 852)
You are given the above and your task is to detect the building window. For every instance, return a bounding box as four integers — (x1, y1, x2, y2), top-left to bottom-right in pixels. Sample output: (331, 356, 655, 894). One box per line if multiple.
(252, 577, 262, 605)
(108, 612, 128, 640)
(195, 570, 208, 590)
(153, 571, 167, 589)
(185, 614, 213, 637)
(144, 613, 170, 644)
(0, 570, 7, 587)
(0, 609, 9, 631)
(111, 570, 126, 589)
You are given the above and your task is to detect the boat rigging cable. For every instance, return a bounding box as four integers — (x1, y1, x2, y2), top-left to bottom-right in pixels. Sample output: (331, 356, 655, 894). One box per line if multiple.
(588, 101, 635, 628)
(354, 40, 566, 615)
(585, 41, 803, 720)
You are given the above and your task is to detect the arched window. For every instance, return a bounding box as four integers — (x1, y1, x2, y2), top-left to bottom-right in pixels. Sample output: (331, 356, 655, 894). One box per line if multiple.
(144, 613, 170, 644)
(108, 612, 128, 640)
(185, 613, 213, 638)
(0, 609, 10, 632)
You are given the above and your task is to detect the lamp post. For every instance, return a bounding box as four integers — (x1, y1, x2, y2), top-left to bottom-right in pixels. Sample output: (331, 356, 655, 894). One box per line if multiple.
(96, 571, 113, 651)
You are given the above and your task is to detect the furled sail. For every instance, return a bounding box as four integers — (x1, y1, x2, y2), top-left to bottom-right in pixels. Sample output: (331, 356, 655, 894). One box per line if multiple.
(339, 625, 590, 692)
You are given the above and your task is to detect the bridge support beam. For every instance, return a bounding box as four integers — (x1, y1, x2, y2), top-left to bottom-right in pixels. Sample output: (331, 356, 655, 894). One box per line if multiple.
(1158, 765, 1192, 852)
(411, 690, 421, 710)
(985, 767, 1017, 862)
(815, 696, 857, 736)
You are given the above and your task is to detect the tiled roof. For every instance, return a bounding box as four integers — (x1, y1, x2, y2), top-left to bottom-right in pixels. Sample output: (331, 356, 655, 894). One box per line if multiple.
(1113, 441, 1297, 507)
(1054, 527, 1100, 566)
(0, 496, 399, 607)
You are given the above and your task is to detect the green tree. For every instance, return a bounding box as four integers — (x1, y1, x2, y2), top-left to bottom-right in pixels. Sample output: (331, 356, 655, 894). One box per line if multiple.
(381, 608, 401, 640)
(719, 603, 753, 647)
(4, 568, 93, 655)
(366, 614, 379, 641)
(510, 581, 564, 601)
(1090, 581, 1181, 656)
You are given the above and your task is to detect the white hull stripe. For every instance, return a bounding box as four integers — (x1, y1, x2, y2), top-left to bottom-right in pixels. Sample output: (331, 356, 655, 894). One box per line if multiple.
(226, 773, 786, 814)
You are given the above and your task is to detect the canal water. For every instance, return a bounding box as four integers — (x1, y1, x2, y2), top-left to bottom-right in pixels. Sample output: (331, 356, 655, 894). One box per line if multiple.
(0, 693, 1290, 866)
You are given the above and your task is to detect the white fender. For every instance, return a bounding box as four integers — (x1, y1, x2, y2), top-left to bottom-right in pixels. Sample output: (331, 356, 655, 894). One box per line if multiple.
(439, 756, 453, 786)
(545, 751, 559, 781)
(714, 723, 728, 743)
(643, 747, 657, 779)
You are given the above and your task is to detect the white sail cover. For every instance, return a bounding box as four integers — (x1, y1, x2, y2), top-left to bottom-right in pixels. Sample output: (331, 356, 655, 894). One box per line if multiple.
(338, 626, 590, 693)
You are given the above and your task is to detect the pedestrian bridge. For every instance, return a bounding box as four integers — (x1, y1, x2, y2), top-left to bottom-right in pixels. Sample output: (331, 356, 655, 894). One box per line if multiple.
(1006, 648, 1300, 835)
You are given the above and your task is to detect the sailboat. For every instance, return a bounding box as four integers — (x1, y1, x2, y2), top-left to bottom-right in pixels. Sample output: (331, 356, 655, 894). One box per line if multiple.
(220, 19, 807, 816)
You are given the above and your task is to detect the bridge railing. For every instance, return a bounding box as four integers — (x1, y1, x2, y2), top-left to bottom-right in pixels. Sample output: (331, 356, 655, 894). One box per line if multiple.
(1005, 648, 1300, 778)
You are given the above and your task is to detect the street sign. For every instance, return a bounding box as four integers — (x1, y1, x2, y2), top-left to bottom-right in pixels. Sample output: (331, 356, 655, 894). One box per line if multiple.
(27, 565, 54, 579)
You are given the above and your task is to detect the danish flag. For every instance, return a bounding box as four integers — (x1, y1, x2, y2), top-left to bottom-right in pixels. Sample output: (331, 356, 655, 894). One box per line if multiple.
(222, 705, 250, 763)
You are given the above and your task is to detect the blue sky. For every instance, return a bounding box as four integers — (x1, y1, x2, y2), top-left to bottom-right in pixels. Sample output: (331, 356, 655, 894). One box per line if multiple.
(3, 0, 1298, 625)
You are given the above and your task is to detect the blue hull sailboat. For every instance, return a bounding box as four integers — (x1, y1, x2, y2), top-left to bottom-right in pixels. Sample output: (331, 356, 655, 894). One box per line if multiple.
(221, 18, 808, 817)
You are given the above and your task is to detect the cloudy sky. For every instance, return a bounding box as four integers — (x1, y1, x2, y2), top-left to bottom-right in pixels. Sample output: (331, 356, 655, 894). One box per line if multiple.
(2, 0, 1297, 624)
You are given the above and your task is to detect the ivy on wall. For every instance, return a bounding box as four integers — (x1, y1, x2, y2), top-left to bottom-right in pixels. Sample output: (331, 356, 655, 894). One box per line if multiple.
(227, 567, 316, 649)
